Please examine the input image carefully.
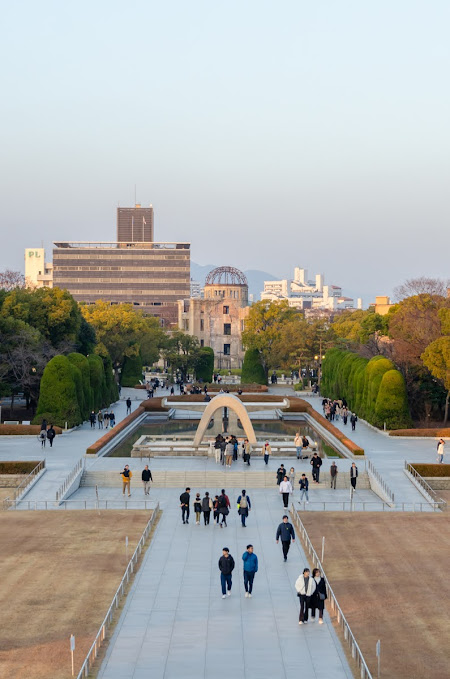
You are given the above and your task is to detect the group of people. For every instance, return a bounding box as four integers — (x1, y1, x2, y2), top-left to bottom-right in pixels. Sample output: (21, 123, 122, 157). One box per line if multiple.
(120, 464, 153, 497)
(90, 409, 116, 429)
(322, 398, 358, 430)
(38, 419, 56, 447)
(213, 435, 252, 466)
(180, 487, 252, 527)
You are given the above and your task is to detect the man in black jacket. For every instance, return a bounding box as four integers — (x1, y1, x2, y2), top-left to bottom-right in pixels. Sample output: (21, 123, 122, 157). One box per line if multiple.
(276, 515, 296, 562)
(141, 465, 153, 495)
(180, 487, 191, 524)
(310, 453, 323, 483)
(218, 547, 235, 598)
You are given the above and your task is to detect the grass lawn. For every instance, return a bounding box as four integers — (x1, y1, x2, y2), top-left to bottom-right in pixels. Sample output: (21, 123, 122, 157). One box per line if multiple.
(299, 512, 450, 679)
(0, 510, 153, 678)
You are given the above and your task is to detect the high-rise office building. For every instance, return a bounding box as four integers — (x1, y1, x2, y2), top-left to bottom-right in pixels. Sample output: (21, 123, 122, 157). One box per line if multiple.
(117, 204, 154, 242)
(53, 241, 190, 326)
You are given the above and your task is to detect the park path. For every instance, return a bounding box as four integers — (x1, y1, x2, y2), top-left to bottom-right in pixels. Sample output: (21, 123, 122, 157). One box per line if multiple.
(97, 487, 353, 679)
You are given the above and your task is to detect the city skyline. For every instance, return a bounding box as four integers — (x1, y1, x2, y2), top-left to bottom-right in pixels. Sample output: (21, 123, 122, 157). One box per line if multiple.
(1, 1, 450, 303)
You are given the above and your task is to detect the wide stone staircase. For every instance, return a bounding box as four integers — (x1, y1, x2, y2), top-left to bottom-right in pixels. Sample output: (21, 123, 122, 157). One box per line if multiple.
(80, 469, 370, 490)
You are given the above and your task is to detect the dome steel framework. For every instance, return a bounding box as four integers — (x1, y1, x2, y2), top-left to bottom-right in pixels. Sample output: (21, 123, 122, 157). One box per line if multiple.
(205, 266, 248, 287)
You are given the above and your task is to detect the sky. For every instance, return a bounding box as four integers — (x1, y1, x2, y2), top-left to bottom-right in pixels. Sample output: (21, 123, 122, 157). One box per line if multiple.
(1, 0, 449, 305)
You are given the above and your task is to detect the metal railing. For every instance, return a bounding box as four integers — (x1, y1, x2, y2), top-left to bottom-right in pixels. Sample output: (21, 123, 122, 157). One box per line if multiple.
(296, 500, 444, 512)
(367, 459, 395, 503)
(55, 458, 85, 503)
(6, 499, 157, 511)
(404, 461, 447, 510)
(77, 504, 159, 678)
(2, 460, 45, 510)
(290, 505, 373, 679)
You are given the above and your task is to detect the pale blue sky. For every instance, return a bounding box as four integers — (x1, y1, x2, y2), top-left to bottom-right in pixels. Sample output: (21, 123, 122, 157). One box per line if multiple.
(1, 1, 449, 303)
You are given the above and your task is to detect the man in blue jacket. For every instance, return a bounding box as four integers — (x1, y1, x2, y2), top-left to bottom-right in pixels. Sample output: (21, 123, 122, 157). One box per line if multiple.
(276, 515, 296, 562)
(242, 544, 258, 598)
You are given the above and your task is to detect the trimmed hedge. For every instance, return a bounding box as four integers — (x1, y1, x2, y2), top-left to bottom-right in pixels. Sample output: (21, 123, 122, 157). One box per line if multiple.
(166, 394, 285, 403)
(390, 428, 450, 437)
(411, 464, 450, 477)
(205, 383, 268, 393)
(195, 347, 214, 382)
(34, 355, 82, 428)
(241, 349, 266, 385)
(0, 425, 62, 436)
(0, 461, 43, 474)
(68, 353, 92, 418)
(88, 354, 106, 410)
(321, 349, 411, 430)
(121, 354, 143, 388)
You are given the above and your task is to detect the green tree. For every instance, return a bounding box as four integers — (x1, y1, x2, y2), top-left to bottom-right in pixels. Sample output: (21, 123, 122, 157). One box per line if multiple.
(241, 348, 266, 384)
(162, 330, 200, 381)
(121, 354, 144, 387)
(422, 337, 450, 424)
(67, 353, 92, 418)
(88, 354, 107, 411)
(34, 355, 82, 427)
(194, 346, 214, 382)
(242, 300, 297, 376)
(374, 370, 412, 429)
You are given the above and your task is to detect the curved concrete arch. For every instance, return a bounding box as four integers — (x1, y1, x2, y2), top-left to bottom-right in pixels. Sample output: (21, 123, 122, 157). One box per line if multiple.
(193, 393, 257, 446)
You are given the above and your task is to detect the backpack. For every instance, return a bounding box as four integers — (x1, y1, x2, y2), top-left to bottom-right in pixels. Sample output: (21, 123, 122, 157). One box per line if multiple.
(239, 496, 248, 509)
(218, 495, 227, 509)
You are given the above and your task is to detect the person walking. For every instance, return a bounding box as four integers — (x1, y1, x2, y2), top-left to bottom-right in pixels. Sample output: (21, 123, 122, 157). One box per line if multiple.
(350, 463, 358, 491)
(276, 464, 286, 486)
(126, 397, 132, 414)
(243, 438, 251, 466)
(97, 410, 103, 428)
(330, 462, 338, 489)
(121, 465, 132, 497)
(218, 547, 235, 598)
(214, 435, 222, 464)
(350, 412, 358, 431)
(276, 515, 296, 562)
(89, 411, 96, 428)
(242, 545, 258, 598)
(299, 474, 309, 503)
(310, 453, 322, 483)
(294, 432, 302, 459)
(310, 567, 327, 624)
(218, 489, 230, 527)
(262, 440, 272, 465)
(295, 567, 316, 624)
(289, 467, 296, 487)
(301, 435, 310, 458)
(225, 438, 234, 467)
(141, 465, 153, 495)
(40, 418, 47, 432)
(46, 424, 56, 448)
(194, 493, 202, 524)
(342, 407, 348, 425)
(213, 495, 220, 525)
(109, 411, 115, 427)
(180, 487, 191, 524)
(279, 476, 293, 508)
(237, 490, 251, 527)
(39, 429, 47, 447)
(202, 492, 213, 525)
(104, 411, 110, 429)
(437, 438, 445, 463)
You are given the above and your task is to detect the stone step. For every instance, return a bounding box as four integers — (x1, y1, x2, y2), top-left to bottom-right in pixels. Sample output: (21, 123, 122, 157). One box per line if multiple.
(80, 470, 370, 490)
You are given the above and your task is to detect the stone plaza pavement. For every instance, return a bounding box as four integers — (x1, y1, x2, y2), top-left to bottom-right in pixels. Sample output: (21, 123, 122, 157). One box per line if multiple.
(97, 487, 353, 679)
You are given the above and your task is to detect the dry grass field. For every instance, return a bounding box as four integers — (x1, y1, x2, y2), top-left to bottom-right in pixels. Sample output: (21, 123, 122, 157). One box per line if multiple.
(0, 510, 153, 679)
(300, 512, 450, 679)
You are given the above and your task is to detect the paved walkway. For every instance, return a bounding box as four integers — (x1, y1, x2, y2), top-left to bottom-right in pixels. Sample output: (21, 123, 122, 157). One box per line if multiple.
(97, 488, 353, 679)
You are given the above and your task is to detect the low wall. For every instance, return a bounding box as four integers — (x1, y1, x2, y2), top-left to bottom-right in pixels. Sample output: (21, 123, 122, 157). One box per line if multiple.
(0, 474, 27, 488)
(424, 478, 450, 490)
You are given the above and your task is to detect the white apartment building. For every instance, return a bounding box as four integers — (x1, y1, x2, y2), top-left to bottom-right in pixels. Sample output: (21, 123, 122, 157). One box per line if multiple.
(261, 267, 357, 311)
(24, 248, 53, 288)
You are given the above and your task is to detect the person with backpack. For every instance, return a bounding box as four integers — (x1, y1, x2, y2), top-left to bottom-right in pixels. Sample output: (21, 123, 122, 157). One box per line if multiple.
(301, 435, 310, 458)
(299, 474, 309, 503)
(237, 490, 251, 527)
(39, 429, 47, 448)
(46, 424, 56, 448)
(126, 397, 132, 414)
(242, 544, 258, 598)
(194, 493, 202, 524)
(218, 489, 230, 527)
(202, 492, 213, 525)
(218, 547, 235, 598)
(310, 453, 322, 483)
(213, 495, 220, 525)
(121, 465, 132, 497)
(276, 464, 286, 486)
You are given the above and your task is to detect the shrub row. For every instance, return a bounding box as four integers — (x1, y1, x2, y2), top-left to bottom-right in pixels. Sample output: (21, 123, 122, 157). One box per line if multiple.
(86, 406, 145, 455)
(165, 394, 284, 403)
(285, 398, 365, 455)
(411, 464, 450, 477)
(121, 354, 144, 387)
(241, 349, 266, 385)
(0, 461, 42, 474)
(321, 349, 411, 430)
(206, 383, 268, 393)
(0, 424, 63, 436)
(390, 428, 450, 437)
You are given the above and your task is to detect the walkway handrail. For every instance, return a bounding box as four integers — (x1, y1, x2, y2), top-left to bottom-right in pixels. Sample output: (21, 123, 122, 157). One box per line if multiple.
(404, 461, 447, 510)
(2, 460, 45, 510)
(76, 505, 159, 678)
(56, 458, 84, 503)
(367, 459, 395, 503)
(291, 505, 373, 679)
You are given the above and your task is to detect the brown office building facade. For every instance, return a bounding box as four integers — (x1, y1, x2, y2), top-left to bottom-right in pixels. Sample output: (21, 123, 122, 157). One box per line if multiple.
(117, 205, 154, 242)
(53, 242, 190, 326)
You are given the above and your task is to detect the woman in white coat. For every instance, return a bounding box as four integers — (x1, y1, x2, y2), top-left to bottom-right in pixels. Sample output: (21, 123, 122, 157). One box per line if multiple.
(295, 567, 316, 624)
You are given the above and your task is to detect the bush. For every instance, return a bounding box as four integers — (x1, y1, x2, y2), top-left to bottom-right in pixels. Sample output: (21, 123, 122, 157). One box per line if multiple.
(206, 383, 268, 392)
(68, 353, 92, 418)
(195, 347, 214, 382)
(390, 428, 450, 437)
(241, 349, 266, 385)
(0, 461, 43, 474)
(0, 424, 62, 435)
(121, 354, 143, 387)
(411, 464, 450, 477)
(34, 355, 82, 428)
(374, 370, 412, 429)
(88, 354, 106, 410)
(102, 354, 118, 404)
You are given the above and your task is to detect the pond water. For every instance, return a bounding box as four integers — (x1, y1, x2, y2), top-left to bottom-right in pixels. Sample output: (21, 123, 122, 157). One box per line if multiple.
(107, 418, 341, 458)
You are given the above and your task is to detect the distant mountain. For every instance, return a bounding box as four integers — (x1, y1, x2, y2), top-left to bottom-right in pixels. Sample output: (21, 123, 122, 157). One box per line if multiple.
(190, 262, 278, 301)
